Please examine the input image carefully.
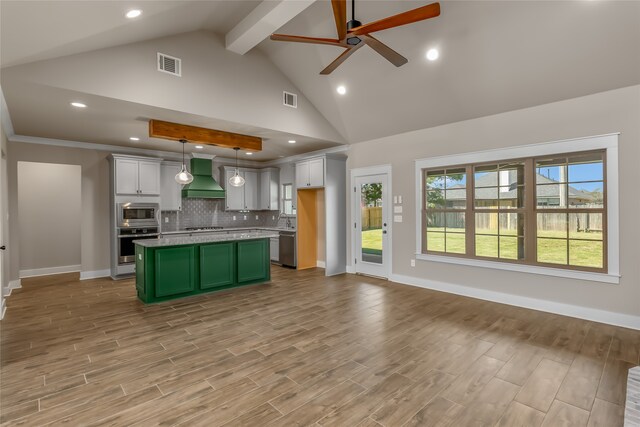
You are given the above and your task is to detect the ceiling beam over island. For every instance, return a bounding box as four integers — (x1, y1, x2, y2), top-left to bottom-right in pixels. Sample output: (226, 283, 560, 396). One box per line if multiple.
(148, 119, 262, 151)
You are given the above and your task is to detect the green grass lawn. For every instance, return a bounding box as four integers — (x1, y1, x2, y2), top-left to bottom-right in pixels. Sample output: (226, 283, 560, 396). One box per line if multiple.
(361, 228, 603, 268)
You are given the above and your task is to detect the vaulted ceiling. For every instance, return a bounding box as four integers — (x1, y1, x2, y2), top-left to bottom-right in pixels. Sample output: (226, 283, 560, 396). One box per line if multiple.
(1, 0, 639, 160)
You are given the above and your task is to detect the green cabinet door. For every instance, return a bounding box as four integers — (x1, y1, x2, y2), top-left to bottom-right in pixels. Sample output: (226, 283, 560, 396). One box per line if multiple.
(155, 246, 195, 297)
(200, 242, 235, 289)
(237, 239, 269, 283)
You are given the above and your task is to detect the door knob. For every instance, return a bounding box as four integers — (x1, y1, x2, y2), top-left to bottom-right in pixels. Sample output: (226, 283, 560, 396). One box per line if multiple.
(0, 245, 5, 250)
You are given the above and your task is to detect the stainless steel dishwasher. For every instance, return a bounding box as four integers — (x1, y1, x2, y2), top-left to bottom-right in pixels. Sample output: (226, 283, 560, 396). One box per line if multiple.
(279, 231, 297, 268)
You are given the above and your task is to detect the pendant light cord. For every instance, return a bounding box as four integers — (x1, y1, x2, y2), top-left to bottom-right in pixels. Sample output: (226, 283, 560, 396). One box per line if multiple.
(352, 0, 355, 20)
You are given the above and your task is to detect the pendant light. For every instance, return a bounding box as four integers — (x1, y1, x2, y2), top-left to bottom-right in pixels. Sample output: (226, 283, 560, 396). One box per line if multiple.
(175, 139, 194, 185)
(228, 147, 245, 187)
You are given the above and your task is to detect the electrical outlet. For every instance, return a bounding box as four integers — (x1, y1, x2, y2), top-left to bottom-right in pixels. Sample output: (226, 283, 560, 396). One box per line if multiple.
(410, 259, 415, 267)
(255, 215, 259, 220)
(243, 215, 247, 220)
(164, 217, 169, 223)
(233, 215, 236, 221)
(272, 215, 275, 220)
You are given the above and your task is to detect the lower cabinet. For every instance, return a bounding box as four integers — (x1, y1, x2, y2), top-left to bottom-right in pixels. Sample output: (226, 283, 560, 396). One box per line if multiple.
(200, 242, 235, 289)
(155, 246, 195, 297)
(237, 239, 269, 283)
(136, 238, 271, 303)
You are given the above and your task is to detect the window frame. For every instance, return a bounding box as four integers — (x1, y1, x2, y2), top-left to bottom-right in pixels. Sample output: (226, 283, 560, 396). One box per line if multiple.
(282, 183, 294, 215)
(414, 134, 619, 284)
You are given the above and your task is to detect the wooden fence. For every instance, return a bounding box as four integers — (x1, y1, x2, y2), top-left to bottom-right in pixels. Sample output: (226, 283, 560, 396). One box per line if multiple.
(362, 207, 382, 230)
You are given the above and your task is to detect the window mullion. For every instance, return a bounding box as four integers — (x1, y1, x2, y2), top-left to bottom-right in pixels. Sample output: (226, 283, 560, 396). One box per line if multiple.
(524, 158, 537, 264)
(466, 165, 474, 256)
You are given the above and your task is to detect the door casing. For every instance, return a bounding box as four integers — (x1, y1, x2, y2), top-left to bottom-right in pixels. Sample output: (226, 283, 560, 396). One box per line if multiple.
(350, 165, 392, 279)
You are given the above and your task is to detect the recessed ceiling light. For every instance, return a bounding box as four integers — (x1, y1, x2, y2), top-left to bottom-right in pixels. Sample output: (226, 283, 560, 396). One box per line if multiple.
(129, 137, 140, 141)
(70, 102, 87, 108)
(246, 152, 253, 155)
(194, 145, 204, 149)
(288, 140, 296, 144)
(426, 48, 439, 61)
(336, 86, 347, 95)
(126, 9, 142, 19)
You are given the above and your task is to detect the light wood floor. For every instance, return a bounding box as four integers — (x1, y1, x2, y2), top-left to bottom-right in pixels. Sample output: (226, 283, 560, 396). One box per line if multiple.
(1, 267, 637, 426)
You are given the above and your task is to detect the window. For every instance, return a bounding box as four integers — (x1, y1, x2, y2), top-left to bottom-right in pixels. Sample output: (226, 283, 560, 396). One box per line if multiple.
(421, 149, 606, 272)
(282, 183, 294, 215)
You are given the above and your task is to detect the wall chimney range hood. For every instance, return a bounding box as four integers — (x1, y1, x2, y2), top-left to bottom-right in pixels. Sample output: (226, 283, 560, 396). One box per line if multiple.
(181, 158, 225, 199)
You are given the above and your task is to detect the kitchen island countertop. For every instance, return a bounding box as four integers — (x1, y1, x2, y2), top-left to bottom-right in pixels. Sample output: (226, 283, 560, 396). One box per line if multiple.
(134, 230, 279, 248)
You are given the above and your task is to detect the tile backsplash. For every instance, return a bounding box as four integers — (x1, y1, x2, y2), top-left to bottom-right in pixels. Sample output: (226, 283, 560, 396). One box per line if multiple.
(161, 198, 280, 231)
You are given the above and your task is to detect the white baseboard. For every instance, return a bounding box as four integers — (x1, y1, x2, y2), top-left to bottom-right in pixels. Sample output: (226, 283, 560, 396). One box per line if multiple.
(19, 265, 81, 279)
(80, 269, 111, 280)
(389, 273, 640, 331)
(346, 265, 355, 274)
(316, 261, 326, 268)
(1, 279, 21, 320)
(6, 279, 21, 294)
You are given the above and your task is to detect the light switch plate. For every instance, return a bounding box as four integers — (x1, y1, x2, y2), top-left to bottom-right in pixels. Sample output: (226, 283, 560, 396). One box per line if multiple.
(394, 206, 403, 213)
(398, 196, 403, 204)
(393, 196, 398, 204)
(394, 215, 403, 223)
(410, 259, 415, 267)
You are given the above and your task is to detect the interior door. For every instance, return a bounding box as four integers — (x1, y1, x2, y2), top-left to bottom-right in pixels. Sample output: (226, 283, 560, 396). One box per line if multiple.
(355, 173, 390, 278)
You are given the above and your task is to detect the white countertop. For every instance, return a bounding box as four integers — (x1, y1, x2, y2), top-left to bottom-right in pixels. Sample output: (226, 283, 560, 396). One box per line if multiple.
(134, 230, 280, 248)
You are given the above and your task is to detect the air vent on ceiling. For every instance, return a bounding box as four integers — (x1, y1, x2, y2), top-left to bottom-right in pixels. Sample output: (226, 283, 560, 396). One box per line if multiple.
(157, 53, 181, 76)
(283, 91, 297, 108)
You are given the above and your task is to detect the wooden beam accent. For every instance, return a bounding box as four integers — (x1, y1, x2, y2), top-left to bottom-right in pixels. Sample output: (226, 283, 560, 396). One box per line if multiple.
(148, 120, 262, 151)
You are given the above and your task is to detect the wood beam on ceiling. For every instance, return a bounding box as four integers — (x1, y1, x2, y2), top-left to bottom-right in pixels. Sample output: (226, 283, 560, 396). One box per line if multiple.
(148, 120, 262, 151)
(225, 0, 317, 55)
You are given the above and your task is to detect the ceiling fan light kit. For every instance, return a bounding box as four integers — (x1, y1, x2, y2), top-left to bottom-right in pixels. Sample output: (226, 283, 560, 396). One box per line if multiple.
(270, 0, 440, 75)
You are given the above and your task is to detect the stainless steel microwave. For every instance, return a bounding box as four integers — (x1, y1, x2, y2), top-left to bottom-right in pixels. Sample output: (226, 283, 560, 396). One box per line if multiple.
(117, 202, 159, 228)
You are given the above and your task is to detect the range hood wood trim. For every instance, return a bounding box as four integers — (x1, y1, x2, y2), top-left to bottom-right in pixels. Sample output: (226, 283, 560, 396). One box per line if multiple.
(149, 120, 262, 151)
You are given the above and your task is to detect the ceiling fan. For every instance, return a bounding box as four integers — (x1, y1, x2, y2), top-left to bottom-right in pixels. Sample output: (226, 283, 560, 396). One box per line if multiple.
(270, 0, 440, 75)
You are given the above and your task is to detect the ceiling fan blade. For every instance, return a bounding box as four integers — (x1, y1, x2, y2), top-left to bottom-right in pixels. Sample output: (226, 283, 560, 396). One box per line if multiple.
(331, 0, 347, 40)
(320, 43, 364, 75)
(270, 34, 346, 47)
(360, 34, 407, 67)
(349, 2, 440, 36)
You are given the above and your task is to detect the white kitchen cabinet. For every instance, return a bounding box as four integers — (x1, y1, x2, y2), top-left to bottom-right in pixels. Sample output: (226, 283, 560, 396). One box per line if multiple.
(224, 169, 245, 210)
(115, 157, 160, 196)
(160, 162, 182, 211)
(244, 171, 258, 210)
(259, 169, 279, 211)
(295, 158, 324, 188)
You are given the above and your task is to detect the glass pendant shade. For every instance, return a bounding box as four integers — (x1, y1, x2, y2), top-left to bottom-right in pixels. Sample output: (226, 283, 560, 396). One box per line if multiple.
(229, 170, 245, 187)
(228, 147, 245, 187)
(175, 164, 193, 185)
(175, 139, 194, 184)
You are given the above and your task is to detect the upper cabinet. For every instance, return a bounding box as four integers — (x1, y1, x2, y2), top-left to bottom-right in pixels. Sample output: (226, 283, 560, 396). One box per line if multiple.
(296, 158, 324, 189)
(160, 162, 183, 211)
(259, 168, 279, 211)
(114, 156, 161, 196)
(223, 168, 258, 210)
(223, 166, 279, 211)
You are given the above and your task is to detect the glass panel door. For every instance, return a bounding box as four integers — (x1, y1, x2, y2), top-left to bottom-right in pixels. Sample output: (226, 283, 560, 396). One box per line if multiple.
(355, 173, 389, 278)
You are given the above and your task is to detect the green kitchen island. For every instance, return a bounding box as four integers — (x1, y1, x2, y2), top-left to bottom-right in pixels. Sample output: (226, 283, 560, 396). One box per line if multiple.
(134, 231, 278, 303)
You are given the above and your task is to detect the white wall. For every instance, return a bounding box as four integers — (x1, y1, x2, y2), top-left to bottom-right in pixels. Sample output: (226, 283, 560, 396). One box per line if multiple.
(0, 121, 8, 313)
(8, 142, 110, 281)
(346, 85, 640, 322)
(17, 162, 81, 276)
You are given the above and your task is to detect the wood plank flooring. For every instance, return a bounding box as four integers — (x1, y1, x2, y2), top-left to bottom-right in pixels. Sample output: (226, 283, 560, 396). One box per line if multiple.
(1, 267, 637, 426)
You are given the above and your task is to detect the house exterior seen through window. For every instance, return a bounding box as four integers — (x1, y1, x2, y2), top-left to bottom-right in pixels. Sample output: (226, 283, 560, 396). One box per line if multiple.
(422, 150, 606, 271)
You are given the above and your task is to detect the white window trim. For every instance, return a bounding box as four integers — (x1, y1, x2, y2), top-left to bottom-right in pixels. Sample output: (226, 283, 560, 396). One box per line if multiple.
(414, 133, 620, 284)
